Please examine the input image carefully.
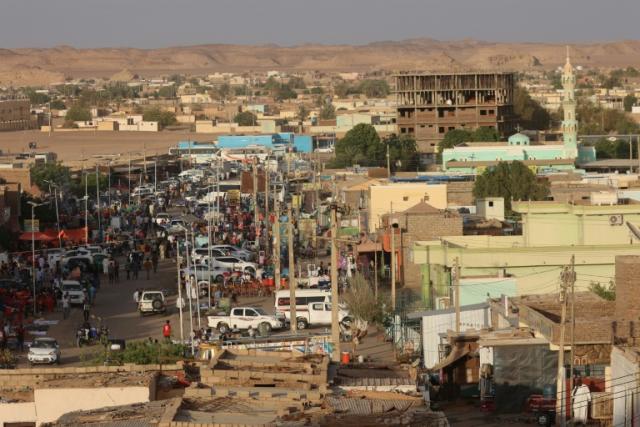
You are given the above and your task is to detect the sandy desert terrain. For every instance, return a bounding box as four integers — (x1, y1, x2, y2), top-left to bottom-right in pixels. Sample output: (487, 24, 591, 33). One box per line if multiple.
(2, 38, 640, 86)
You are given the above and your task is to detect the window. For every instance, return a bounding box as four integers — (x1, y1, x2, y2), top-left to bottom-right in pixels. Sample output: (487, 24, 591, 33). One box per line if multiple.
(438, 127, 445, 133)
(403, 196, 409, 201)
(245, 309, 258, 317)
(488, 201, 494, 207)
(312, 303, 323, 310)
(480, 110, 487, 116)
(232, 308, 244, 316)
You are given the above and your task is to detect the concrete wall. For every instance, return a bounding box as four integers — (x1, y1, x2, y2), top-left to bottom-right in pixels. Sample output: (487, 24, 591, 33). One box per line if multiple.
(34, 387, 151, 425)
(0, 402, 36, 426)
(611, 346, 640, 427)
(369, 183, 448, 232)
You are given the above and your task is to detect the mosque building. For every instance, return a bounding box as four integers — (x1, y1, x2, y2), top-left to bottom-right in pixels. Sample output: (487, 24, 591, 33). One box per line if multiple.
(441, 49, 596, 174)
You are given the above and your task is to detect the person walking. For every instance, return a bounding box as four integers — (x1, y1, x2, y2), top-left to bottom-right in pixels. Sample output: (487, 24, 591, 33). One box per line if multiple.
(151, 251, 159, 274)
(83, 301, 91, 322)
(62, 293, 70, 320)
(125, 260, 131, 280)
(143, 258, 152, 280)
(162, 320, 172, 341)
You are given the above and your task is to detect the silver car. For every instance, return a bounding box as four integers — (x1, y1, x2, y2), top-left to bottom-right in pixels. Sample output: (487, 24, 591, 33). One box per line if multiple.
(28, 337, 61, 365)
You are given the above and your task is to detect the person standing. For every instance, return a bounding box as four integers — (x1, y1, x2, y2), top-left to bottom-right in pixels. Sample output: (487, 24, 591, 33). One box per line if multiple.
(151, 251, 159, 274)
(62, 293, 70, 320)
(162, 320, 172, 341)
(16, 324, 24, 352)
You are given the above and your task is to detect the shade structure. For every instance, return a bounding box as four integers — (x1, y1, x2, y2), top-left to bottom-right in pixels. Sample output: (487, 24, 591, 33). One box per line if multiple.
(18, 231, 55, 242)
(60, 227, 88, 242)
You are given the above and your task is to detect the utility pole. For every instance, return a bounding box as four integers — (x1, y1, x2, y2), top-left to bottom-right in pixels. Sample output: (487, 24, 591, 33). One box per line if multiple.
(453, 257, 460, 333)
(287, 206, 297, 333)
(265, 162, 270, 251)
(330, 204, 341, 362)
(390, 203, 397, 311)
(96, 165, 101, 240)
(386, 143, 391, 178)
(176, 241, 184, 343)
(274, 200, 281, 292)
(253, 157, 259, 247)
(556, 256, 575, 427)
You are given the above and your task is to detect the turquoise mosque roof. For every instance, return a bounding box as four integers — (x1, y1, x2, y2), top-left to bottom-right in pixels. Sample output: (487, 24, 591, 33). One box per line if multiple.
(508, 133, 530, 146)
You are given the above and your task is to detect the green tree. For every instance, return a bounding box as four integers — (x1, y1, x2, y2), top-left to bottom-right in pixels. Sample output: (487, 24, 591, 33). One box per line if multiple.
(383, 134, 419, 172)
(473, 161, 549, 212)
(343, 273, 385, 326)
(332, 124, 383, 167)
(234, 85, 249, 96)
(589, 281, 615, 301)
(275, 84, 297, 101)
(358, 79, 390, 98)
(24, 88, 50, 105)
(576, 97, 639, 135)
(334, 81, 351, 98)
(143, 107, 177, 129)
(168, 74, 185, 86)
(310, 87, 324, 95)
(624, 94, 637, 112)
(30, 163, 71, 191)
(296, 104, 309, 123)
(288, 76, 306, 89)
(513, 86, 551, 130)
(65, 104, 92, 122)
(319, 102, 336, 120)
(437, 129, 474, 156)
(473, 126, 500, 141)
(157, 86, 176, 98)
(49, 99, 66, 110)
(234, 111, 257, 126)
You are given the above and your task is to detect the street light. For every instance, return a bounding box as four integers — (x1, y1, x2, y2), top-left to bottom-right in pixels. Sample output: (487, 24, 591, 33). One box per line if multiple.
(81, 195, 89, 244)
(43, 180, 61, 248)
(27, 201, 46, 315)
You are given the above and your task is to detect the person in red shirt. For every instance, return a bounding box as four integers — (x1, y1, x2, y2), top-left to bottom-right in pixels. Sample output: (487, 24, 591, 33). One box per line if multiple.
(162, 320, 172, 341)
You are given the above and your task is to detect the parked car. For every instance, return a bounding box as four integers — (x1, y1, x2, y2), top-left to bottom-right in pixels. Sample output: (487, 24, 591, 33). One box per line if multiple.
(138, 290, 167, 316)
(210, 256, 260, 276)
(210, 245, 253, 261)
(284, 302, 351, 330)
(183, 265, 230, 283)
(207, 307, 283, 335)
(61, 280, 86, 305)
(28, 337, 61, 365)
(45, 248, 65, 266)
(192, 247, 228, 262)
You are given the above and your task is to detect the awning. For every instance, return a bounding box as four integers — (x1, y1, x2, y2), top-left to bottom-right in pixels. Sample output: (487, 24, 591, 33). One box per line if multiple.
(430, 346, 470, 371)
(18, 232, 55, 242)
(357, 239, 382, 253)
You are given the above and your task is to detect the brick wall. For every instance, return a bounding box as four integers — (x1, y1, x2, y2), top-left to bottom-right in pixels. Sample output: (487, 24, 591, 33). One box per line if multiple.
(615, 255, 640, 342)
(447, 181, 474, 207)
(400, 212, 463, 291)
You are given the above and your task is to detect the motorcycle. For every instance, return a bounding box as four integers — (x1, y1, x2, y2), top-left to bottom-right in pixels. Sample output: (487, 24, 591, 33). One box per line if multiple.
(76, 324, 109, 347)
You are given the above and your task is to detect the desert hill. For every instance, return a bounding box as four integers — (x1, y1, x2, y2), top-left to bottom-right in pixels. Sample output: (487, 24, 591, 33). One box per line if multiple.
(1, 38, 640, 86)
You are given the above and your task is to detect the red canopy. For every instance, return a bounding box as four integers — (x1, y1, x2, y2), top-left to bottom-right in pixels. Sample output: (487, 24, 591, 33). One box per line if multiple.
(61, 227, 88, 242)
(18, 231, 56, 242)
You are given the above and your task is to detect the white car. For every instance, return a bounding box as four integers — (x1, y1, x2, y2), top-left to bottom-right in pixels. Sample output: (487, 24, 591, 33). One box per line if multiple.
(61, 280, 86, 305)
(78, 245, 106, 256)
(208, 307, 283, 334)
(138, 290, 167, 315)
(210, 256, 260, 276)
(210, 245, 253, 261)
(192, 247, 228, 262)
(61, 251, 93, 266)
(183, 265, 230, 283)
(155, 213, 170, 226)
(28, 337, 60, 365)
(45, 248, 65, 266)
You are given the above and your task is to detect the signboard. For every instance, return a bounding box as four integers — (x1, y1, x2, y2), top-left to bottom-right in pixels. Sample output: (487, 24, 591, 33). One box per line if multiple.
(24, 219, 39, 232)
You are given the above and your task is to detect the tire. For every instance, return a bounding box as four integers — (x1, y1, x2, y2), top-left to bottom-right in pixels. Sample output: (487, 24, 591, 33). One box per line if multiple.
(152, 299, 164, 310)
(296, 318, 308, 330)
(218, 323, 229, 334)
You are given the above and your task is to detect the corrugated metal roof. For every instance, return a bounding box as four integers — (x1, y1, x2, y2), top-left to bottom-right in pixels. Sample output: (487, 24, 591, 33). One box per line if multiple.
(326, 397, 417, 415)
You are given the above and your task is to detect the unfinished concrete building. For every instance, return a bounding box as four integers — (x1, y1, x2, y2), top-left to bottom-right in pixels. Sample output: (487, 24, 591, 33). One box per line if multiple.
(395, 72, 517, 163)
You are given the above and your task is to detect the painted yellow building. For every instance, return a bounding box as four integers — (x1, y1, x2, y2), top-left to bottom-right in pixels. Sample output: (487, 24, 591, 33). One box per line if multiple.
(411, 201, 640, 307)
(368, 183, 448, 232)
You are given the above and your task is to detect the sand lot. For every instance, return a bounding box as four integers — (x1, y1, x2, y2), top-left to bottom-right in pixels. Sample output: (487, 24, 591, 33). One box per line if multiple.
(0, 130, 216, 167)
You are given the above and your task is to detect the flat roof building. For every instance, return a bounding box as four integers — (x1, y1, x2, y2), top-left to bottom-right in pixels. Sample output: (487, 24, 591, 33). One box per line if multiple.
(394, 72, 517, 163)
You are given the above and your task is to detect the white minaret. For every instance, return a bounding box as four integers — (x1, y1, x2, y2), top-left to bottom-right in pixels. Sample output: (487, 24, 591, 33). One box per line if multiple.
(562, 46, 578, 157)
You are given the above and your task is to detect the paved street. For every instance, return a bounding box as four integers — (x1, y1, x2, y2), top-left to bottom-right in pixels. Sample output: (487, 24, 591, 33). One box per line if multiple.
(20, 256, 394, 366)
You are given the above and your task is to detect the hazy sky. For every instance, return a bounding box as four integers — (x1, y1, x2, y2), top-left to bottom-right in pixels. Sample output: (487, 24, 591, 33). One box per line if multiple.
(4, 0, 639, 48)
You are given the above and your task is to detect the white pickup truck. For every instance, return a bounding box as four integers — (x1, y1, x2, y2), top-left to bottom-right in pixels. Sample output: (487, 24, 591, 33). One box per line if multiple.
(285, 302, 351, 330)
(207, 307, 283, 335)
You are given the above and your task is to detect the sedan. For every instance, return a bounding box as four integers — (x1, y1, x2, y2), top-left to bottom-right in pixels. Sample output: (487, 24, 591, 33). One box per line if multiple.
(184, 264, 230, 283)
(28, 337, 61, 365)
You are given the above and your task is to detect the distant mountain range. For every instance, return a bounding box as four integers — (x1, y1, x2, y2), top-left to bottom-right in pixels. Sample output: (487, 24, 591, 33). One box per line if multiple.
(2, 38, 640, 86)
